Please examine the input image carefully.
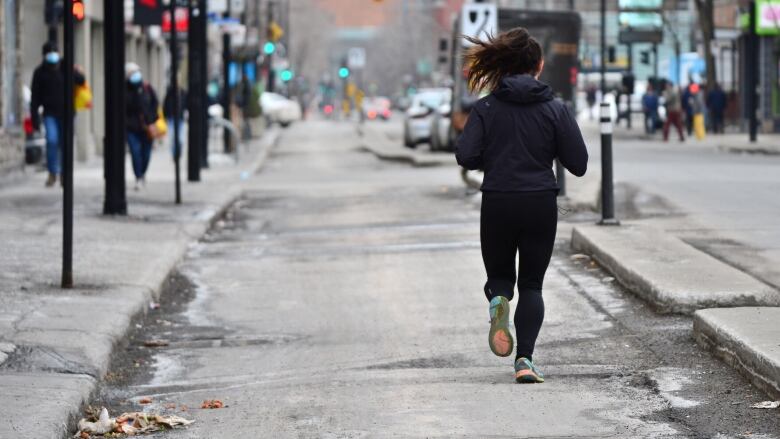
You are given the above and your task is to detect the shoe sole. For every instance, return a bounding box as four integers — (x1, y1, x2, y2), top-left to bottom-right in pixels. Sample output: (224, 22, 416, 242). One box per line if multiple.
(488, 298, 513, 357)
(515, 369, 544, 384)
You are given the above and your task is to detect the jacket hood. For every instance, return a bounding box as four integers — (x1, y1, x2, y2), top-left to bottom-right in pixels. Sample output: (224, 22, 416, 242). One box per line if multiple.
(493, 74, 553, 104)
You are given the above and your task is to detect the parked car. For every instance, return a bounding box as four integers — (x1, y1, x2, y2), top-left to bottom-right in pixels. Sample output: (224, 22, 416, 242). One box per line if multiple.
(362, 96, 392, 121)
(260, 92, 302, 127)
(402, 88, 451, 148)
(429, 102, 452, 152)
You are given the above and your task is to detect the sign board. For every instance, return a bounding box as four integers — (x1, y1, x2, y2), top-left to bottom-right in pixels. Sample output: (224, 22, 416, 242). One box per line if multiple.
(162, 7, 189, 33)
(618, 0, 663, 10)
(134, 0, 163, 26)
(347, 47, 366, 69)
(208, 0, 228, 14)
(461, 3, 498, 46)
(618, 11, 663, 43)
(756, 0, 780, 35)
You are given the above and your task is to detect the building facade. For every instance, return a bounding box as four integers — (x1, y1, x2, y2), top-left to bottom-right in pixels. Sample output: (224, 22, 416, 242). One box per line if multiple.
(0, 0, 23, 175)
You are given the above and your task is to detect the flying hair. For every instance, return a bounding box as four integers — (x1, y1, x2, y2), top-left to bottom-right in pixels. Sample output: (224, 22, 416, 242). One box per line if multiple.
(463, 27, 543, 93)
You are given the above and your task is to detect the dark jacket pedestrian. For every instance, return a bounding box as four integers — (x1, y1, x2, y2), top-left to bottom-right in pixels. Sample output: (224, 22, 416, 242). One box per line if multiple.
(662, 83, 685, 142)
(30, 41, 85, 185)
(641, 86, 660, 135)
(706, 84, 727, 134)
(454, 27, 588, 384)
(125, 63, 159, 187)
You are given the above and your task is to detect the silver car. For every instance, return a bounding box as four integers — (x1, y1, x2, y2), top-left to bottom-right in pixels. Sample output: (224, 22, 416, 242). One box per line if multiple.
(402, 88, 451, 148)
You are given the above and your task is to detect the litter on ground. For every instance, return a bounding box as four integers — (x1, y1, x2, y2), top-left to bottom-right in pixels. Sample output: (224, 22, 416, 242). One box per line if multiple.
(75, 407, 194, 437)
(750, 401, 780, 409)
(201, 399, 225, 409)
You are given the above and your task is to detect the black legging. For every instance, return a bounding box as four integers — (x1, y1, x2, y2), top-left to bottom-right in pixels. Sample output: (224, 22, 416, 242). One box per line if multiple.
(480, 190, 558, 361)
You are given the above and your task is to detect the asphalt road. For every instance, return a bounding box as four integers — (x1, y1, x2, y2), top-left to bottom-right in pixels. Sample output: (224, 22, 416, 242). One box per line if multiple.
(91, 119, 780, 438)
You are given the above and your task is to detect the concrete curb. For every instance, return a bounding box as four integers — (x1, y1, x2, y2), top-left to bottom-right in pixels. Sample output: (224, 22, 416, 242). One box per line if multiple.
(694, 307, 780, 399)
(0, 127, 282, 438)
(358, 124, 452, 168)
(571, 223, 780, 314)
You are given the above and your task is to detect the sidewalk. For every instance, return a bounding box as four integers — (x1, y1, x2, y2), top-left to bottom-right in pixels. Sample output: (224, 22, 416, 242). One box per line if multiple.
(0, 127, 279, 437)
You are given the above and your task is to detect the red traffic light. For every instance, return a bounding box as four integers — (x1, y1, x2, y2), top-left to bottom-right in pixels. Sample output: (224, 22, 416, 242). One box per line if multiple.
(72, 0, 85, 21)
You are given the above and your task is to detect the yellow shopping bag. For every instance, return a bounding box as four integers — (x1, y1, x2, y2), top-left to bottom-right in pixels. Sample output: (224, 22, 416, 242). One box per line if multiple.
(74, 82, 92, 111)
(155, 108, 168, 137)
(693, 113, 705, 140)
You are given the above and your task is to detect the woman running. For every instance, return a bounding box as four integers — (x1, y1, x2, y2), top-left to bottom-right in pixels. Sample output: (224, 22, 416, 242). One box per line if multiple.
(455, 28, 588, 383)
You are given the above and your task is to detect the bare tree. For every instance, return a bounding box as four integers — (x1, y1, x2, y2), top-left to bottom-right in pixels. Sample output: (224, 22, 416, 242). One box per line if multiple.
(694, 0, 716, 89)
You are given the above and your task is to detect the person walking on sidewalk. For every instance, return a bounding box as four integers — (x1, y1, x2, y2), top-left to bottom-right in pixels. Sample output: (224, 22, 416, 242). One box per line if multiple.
(163, 84, 187, 158)
(662, 82, 685, 142)
(30, 41, 86, 187)
(707, 83, 727, 134)
(455, 27, 588, 384)
(125, 63, 160, 190)
(641, 84, 659, 135)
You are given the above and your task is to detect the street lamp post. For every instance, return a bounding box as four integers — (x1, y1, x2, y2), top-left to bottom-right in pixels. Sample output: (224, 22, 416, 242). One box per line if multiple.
(170, 0, 182, 204)
(103, 0, 127, 215)
(223, 2, 233, 153)
(62, 0, 75, 288)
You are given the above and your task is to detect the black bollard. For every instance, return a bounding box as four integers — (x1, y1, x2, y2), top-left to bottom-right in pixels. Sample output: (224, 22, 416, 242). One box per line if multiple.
(599, 102, 619, 226)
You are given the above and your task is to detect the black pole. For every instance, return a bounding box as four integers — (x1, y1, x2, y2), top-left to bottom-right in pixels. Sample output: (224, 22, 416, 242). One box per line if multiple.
(599, 102, 619, 226)
(266, 1, 275, 94)
(652, 43, 658, 78)
(187, 0, 203, 179)
(747, 0, 759, 142)
(171, 0, 182, 203)
(62, 0, 74, 288)
(626, 43, 632, 130)
(199, 0, 209, 169)
(600, 0, 606, 95)
(103, 0, 127, 215)
(222, 4, 233, 153)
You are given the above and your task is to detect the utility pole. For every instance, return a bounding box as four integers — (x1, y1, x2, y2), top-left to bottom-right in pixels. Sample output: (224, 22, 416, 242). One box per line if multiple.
(747, 0, 759, 142)
(626, 43, 632, 129)
(170, 0, 182, 203)
(187, 0, 205, 179)
(103, 0, 127, 215)
(62, 0, 75, 288)
(266, 1, 276, 94)
(222, 1, 233, 153)
(600, 0, 607, 95)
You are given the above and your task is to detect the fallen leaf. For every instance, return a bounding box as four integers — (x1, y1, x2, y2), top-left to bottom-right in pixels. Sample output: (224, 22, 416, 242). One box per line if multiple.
(750, 401, 780, 409)
(139, 396, 153, 405)
(201, 399, 224, 409)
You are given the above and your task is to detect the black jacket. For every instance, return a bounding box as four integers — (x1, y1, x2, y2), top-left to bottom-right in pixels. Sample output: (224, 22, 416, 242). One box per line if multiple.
(455, 75, 588, 192)
(30, 62, 86, 130)
(126, 81, 159, 134)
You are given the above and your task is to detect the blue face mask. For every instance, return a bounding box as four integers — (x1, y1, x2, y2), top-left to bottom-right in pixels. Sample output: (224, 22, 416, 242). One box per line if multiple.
(129, 71, 143, 84)
(45, 52, 60, 64)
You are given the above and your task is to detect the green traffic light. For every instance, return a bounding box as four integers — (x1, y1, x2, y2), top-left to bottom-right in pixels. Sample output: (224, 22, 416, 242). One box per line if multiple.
(338, 67, 350, 79)
(280, 69, 293, 82)
(263, 42, 276, 55)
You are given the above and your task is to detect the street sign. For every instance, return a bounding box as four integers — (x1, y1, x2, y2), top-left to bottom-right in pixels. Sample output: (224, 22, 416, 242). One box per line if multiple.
(347, 47, 366, 69)
(461, 3, 497, 46)
(756, 0, 780, 35)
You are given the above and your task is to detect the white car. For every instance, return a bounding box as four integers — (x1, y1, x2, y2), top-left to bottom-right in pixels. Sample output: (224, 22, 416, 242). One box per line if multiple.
(260, 92, 302, 127)
(429, 103, 452, 152)
(402, 88, 451, 148)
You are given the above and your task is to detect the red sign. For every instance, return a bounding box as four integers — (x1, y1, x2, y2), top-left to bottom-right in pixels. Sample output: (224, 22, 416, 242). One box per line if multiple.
(162, 8, 189, 33)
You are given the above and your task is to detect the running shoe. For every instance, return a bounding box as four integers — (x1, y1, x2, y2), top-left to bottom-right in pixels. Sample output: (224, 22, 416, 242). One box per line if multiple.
(488, 296, 514, 357)
(515, 357, 544, 383)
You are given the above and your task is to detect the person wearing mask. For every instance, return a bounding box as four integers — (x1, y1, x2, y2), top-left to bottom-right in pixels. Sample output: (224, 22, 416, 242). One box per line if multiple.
(163, 84, 187, 158)
(125, 63, 159, 190)
(455, 28, 588, 384)
(662, 82, 685, 142)
(707, 83, 727, 134)
(641, 84, 659, 135)
(30, 41, 85, 187)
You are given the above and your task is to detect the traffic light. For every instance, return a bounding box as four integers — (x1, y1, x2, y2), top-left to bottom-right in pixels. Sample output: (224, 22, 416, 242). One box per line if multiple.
(338, 66, 350, 79)
(640, 51, 650, 65)
(622, 73, 635, 94)
(607, 46, 616, 63)
(263, 41, 275, 55)
(280, 69, 293, 82)
(72, 0, 85, 22)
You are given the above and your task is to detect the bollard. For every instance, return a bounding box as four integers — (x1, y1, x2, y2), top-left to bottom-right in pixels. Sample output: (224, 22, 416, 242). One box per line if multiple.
(599, 102, 620, 226)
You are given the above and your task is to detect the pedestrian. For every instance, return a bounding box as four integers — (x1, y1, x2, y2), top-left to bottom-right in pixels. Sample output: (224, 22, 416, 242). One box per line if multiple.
(586, 84, 597, 120)
(455, 27, 588, 384)
(662, 82, 685, 142)
(30, 41, 86, 187)
(163, 83, 187, 158)
(682, 83, 694, 136)
(125, 63, 160, 190)
(706, 82, 727, 134)
(641, 84, 659, 135)
(688, 83, 706, 140)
